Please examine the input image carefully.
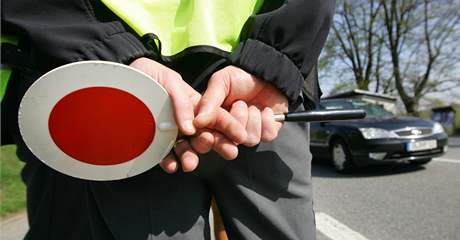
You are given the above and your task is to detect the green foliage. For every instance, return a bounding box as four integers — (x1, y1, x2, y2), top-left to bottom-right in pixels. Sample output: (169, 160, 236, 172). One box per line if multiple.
(0, 145, 26, 217)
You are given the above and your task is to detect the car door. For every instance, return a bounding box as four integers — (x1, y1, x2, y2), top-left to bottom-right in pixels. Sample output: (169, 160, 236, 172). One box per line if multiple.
(310, 104, 331, 155)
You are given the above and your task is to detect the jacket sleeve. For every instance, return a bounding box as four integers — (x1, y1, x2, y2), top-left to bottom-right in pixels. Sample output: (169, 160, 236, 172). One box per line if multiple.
(1, 0, 151, 73)
(229, 0, 335, 106)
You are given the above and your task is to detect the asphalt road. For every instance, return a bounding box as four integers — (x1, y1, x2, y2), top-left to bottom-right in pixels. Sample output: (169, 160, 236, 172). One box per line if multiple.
(314, 137, 460, 240)
(2, 138, 459, 240)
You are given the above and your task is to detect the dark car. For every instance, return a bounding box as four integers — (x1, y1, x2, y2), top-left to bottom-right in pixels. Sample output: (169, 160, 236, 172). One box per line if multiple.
(310, 99, 448, 173)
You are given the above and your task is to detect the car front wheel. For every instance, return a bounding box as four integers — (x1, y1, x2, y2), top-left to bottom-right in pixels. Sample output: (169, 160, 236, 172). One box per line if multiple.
(330, 139, 355, 173)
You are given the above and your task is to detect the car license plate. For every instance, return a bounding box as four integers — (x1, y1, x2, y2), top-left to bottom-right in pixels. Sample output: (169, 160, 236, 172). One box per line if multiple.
(406, 140, 437, 152)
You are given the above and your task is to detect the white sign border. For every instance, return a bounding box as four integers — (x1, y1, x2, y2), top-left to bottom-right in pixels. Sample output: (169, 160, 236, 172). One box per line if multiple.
(18, 61, 178, 180)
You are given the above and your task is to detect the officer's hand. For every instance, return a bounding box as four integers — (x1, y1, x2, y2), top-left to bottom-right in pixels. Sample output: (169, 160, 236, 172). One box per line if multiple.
(129, 58, 246, 173)
(195, 66, 288, 146)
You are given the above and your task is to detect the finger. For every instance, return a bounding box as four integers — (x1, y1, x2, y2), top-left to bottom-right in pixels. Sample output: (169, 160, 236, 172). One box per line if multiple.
(175, 140, 200, 172)
(212, 132, 239, 160)
(261, 107, 282, 142)
(230, 100, 249, 129)
(159, 153, 179, 174)
(194, 72, 229, 129)
(244, 106, 262, 147)
(212, 108, 247, 144)
(190, 129, 215, 154)
(160, 73, 196, 135)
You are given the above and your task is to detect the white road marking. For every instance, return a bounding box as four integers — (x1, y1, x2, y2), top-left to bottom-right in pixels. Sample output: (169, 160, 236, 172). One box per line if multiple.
(433, 158, 460, 164)
(315, 212, 369, 240)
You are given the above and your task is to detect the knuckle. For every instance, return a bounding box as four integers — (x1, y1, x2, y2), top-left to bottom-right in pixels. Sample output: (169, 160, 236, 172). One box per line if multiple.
(210, 70, 225, 82)
(164, 70, 182, 81)
(200, 96, 212, 106)
(160, 71, 182, 87)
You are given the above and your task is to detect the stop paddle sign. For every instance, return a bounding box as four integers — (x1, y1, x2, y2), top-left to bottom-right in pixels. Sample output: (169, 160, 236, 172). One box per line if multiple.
(18, 61, 178, 181)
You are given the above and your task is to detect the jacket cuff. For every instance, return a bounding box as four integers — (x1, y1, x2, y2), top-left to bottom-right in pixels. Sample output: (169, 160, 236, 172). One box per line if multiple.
(73, 22, 151, 64)
(229, 39, 304, 106)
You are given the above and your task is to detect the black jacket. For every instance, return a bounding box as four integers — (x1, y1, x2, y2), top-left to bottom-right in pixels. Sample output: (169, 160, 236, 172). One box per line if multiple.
(2, 0, 334, 102)
(2, 0, 334, 145)
(1, 1, 334, 239)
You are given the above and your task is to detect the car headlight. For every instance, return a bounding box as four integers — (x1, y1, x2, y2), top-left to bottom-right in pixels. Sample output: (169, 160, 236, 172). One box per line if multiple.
(433, 122, 445, 134)
(359, 128, 399, 139)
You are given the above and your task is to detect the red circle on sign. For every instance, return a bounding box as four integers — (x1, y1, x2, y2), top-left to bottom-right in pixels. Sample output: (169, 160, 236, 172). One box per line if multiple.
(48, 87, 155, 165)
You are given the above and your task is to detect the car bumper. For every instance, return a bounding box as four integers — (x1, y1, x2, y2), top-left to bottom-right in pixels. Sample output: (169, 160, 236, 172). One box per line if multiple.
(350, 133, 448, 167)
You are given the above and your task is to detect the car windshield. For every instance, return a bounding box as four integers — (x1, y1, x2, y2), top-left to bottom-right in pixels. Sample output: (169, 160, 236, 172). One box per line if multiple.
(320, 99, 394, 119)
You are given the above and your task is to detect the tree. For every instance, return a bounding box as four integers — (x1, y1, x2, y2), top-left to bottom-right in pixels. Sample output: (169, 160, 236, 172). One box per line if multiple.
(380, 0, 460, 115)
(320, 0, 460, 115)
(324, 0, 393, 91)
(329, 82, 356, 96)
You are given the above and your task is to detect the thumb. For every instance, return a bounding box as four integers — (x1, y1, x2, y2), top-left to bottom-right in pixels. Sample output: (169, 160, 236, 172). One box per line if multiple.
(129, 58, 196, 135)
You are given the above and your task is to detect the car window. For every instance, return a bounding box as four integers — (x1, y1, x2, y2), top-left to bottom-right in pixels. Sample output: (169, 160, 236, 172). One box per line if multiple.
(360, 104, 394, 118)
(321, 101, 354, 110)
(320, 99, 394, 119)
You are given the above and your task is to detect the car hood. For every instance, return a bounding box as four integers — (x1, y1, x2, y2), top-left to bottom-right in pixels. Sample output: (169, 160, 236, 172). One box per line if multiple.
(333, 116, 435, 130)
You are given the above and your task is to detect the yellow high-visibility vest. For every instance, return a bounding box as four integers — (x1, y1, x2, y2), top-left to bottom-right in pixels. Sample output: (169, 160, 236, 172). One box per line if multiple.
(101, 0, 263, 56)
(0, 35, 18, 102)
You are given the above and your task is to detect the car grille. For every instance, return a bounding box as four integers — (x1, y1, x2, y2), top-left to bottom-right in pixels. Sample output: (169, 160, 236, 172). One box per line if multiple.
(387, 147, 443, 159)
(393, 127, 433, 138)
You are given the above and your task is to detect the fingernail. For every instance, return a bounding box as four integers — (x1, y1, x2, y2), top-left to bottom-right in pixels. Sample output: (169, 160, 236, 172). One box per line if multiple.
(162, 158, 178, 174)
(184, 120, 195, 134)
(169, 161, 178, 173)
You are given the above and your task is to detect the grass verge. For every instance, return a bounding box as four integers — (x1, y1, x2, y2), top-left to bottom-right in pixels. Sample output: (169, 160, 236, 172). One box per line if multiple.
(0, 145, 26, 218)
